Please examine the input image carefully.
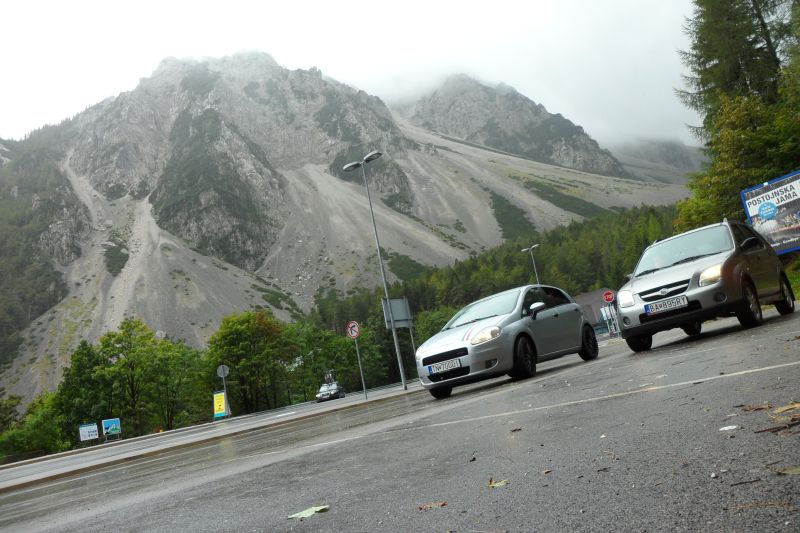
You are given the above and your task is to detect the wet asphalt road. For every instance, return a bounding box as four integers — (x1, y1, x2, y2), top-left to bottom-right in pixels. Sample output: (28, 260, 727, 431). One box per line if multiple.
(1, 309, 798, 532)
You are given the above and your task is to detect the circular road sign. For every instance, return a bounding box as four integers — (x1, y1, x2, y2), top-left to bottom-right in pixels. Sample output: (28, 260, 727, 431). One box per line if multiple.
(602, 290, 615, 303)
(346, 321, 360, 339)
(217, 364, 229, 378)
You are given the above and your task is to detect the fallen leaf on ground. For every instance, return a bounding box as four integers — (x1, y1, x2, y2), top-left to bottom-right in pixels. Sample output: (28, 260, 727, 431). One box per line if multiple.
(542, 469, 552, 475)
(418, 501, 447, 511)
(510, 427, 522, 433)
(288, 505, 329, 520)
(773, 402, 800, 414)
(488, 477, 509, 488)
(597, 467, 609, 472)
(741, 403, 772, 411)
(768, 465, 800, 475)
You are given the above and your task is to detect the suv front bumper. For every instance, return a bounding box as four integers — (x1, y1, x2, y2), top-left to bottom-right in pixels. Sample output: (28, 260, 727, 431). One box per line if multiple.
(617, 282, 743, 338)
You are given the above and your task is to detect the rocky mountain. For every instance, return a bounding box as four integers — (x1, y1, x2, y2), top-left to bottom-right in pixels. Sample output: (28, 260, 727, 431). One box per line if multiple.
(398, 74, 629, 177)
(0, 53, 688, 402)
(610, 139, 707, 183)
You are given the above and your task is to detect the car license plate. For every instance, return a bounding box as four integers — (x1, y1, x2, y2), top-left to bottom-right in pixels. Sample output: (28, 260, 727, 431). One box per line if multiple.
(428, 358, 461, 375)
(645, 295, 689, 315)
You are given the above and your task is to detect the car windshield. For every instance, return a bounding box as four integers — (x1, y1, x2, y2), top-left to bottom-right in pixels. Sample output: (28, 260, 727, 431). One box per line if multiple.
(634, 225, 733, 277)
(318, 384, 330, 392)
(444, 289, 520, 329)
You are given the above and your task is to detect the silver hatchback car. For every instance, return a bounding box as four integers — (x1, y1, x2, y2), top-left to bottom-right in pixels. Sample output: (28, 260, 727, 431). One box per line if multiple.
(616, 219, 795, 352)
(415, 284, 599, 399)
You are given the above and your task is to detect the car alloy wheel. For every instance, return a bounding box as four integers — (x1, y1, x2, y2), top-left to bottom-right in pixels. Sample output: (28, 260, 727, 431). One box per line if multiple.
(626, 334, 652, 352)
(737, 282, 763, 328)
(510, 336, 537, 379)
(579, 325, 599, 361)
(681, 321, 702, 336)
(429, 386, 452, 399)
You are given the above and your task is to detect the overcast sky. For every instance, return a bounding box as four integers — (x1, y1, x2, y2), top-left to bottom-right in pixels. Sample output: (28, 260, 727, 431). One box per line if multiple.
(1, 0, 701, 146)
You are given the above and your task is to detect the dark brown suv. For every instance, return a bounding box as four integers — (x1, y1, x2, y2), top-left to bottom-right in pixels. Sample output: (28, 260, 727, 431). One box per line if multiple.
(615, 220, 795, 352)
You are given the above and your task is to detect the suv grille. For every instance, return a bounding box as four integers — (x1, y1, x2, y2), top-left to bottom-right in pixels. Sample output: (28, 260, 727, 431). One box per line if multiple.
(421, 347, 468, 367)
(639, 279, 691, 303)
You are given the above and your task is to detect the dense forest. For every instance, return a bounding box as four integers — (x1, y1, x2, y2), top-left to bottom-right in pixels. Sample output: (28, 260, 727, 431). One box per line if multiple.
(1, 0, 799, 463)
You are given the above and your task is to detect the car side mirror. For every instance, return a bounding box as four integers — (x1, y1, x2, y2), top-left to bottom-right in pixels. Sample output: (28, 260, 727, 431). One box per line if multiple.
(741, 236, 759, 250)
(528, 301, 546, 318)
(623, 273, 632, 283)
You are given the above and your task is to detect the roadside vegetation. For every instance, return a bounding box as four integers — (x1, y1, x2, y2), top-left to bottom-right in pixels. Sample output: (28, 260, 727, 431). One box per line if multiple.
(1, 0, 798, 463)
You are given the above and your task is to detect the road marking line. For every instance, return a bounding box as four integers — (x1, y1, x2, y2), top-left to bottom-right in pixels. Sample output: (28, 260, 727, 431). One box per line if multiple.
(417, 360, 800, 429)
(273, 360, 800, 456)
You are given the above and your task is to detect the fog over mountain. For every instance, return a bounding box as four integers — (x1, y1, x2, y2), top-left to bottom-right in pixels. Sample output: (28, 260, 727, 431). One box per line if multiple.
(0, 53, 702, 402)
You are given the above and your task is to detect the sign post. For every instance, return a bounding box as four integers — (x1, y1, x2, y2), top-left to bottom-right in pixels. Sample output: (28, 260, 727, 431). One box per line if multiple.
(214, 364, 231, 419)
(346, 321, 368, 400)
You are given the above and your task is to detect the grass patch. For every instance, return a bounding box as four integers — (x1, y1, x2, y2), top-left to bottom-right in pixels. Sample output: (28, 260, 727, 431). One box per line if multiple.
(103, 241, 129, 276)
(488, 191, 537, 241)
(515, 177, 607, 218)
(387, 252, 431, 282)
(406, 214, 470, 250)
(252, 283, 303, 318)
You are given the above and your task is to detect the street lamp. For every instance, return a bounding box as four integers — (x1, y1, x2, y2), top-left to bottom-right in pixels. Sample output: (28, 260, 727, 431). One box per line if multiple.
(521, 244, 540, 285)
(343, 150, 408, 390)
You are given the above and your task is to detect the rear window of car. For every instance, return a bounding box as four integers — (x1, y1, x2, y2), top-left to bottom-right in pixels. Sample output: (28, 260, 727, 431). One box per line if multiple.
(634, 225, 733, 277)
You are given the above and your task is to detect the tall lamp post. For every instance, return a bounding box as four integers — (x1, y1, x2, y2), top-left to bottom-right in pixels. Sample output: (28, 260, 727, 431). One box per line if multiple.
(521, 244, 540, 285)
(343, 150, 408, 390)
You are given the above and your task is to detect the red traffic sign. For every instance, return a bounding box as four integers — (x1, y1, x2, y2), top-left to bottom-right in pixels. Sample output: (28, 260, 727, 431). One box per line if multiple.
(345, 321, 360, 339)
(602, 290, 615, 303)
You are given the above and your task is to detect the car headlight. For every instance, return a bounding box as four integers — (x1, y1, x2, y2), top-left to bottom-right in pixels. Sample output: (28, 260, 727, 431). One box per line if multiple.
(471, 326, 500, 345)
(699, 264, 722, 286)
(617, 290, 635, 308)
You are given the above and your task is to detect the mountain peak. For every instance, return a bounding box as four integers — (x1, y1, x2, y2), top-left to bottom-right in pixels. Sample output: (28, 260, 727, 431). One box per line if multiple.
(405, 75, 626, 176)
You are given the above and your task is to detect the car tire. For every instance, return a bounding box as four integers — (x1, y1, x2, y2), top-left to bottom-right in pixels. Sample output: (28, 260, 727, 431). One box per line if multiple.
(429, 386, 452, 399)
(775, 276, 796, 315)
(339, 391, 345, 399)
(509, 336, 537, 379)
(626, 334, 652, 352)
(681, 321, 702, 336)
(578, 325, 599, 361)
(736, 281, 763, 328)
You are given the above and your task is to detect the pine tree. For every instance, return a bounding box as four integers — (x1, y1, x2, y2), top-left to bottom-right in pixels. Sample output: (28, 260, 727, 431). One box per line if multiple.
(677, 0, 794, 138)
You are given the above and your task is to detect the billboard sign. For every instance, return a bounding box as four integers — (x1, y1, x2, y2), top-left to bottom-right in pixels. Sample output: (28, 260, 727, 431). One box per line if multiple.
(102, 418, 121, 436)
(740, 169, 800, 254)
(79, 422, 99, 442)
